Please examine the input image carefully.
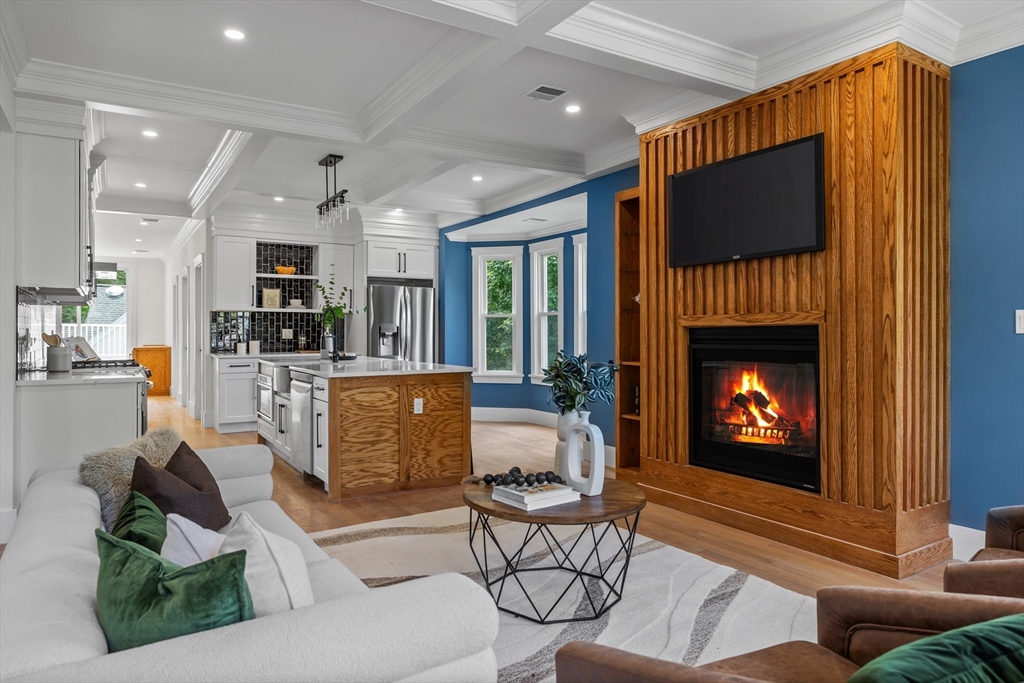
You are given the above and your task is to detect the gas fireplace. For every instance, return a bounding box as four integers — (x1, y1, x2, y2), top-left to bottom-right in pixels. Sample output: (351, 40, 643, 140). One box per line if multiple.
(689, 326, 820, 492)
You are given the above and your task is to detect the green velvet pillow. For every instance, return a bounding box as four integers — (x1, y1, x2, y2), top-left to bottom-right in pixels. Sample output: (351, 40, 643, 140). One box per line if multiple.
(109, 491, 167, 553)
(848, 614, 1024, 683)
(95, 530, 254, 652)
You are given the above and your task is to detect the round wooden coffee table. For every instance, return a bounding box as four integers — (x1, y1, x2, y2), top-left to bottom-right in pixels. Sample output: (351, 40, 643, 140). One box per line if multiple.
(463, 478, 646, 624)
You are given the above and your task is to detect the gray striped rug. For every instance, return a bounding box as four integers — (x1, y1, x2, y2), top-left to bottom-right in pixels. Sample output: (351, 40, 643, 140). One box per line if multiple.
(311, 507, 815, 683)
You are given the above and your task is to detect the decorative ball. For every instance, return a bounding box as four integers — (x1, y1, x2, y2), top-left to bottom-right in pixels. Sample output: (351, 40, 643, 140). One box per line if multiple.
(545, 471, 556, 482)
(509, 466, 522, 475)
(483, 474, 494, 485)
(525, 473, 537, 485)
(553, 475, 564, 484)
(514, 474, 526, 486)
(535, 472, 547, 484)
(502, 473, 514, 486)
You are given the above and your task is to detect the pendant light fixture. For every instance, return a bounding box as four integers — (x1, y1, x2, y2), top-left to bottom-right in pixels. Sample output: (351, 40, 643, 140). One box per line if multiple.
(316, 154, 349, 230)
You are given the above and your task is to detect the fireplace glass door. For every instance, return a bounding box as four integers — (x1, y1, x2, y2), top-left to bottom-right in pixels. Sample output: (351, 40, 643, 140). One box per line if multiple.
(690, 326, 820, 492)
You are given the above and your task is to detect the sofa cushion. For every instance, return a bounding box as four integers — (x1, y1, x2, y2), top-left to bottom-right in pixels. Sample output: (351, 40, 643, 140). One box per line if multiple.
(228, 499, 329, 565)
(848, 614, 1024, 683)
(0, 469, 108, 681)
(306, 558, 370, 602)
(161, 513, 226, 566)
(973, 548, 1024, 562)
(219, 512, 315, 617)
(78, 426, 182, 530)
(109, 491, 166, 554)
(131, 442, 231, 530)
(700, 641, 859, 683)
(95, 530, 254, 652)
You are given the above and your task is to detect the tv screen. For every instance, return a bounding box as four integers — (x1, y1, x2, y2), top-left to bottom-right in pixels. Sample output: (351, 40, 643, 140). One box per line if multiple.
(668, 133, 824, 268)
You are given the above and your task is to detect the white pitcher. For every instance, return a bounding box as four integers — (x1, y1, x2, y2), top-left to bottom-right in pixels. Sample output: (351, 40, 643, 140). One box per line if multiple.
(563, 411, 605, 496)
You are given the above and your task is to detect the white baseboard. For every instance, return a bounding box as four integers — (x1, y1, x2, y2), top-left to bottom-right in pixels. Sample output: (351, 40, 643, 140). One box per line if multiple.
(215, 422, 257, 435)
(187, 400, 197, 418)
(1, 507, 17, 544)
(201, 410, 213, 429)
(950, 524, 985, 561)
(471, 408, 617, 464)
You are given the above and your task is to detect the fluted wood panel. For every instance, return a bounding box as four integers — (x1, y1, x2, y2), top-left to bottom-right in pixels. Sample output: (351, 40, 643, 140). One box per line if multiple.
(635, 43, 950, 577)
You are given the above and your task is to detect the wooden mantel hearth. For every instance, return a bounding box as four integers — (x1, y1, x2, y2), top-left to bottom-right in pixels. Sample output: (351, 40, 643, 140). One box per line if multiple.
(621, 43, 951, 578)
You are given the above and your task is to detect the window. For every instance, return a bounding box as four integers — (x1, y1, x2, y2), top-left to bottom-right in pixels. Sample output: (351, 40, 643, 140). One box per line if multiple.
(573, 233, 587, 355)
(62, 269, 131, 359)
(472, 246, 523, 383)
(530, 238, 563, 383)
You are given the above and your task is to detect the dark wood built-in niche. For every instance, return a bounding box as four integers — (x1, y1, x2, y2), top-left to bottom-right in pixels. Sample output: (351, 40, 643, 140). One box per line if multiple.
(615, 187, 642, 471)
(622, 43, 951, 578)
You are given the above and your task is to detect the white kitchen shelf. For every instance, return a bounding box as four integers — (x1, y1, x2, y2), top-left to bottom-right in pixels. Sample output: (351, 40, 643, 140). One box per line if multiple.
(211, 307, 319, 313)
(255, 273, 319, 280)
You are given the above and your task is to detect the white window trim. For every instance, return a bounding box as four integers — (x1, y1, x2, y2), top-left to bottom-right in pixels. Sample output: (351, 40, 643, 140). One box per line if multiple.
(471, 245, 524, 384)
(529, 237, 563, 385)
(573, 233, 587, 356)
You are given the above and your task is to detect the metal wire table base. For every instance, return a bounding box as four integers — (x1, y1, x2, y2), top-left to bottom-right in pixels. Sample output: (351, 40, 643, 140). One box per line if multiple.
(468, 508, 641, 624)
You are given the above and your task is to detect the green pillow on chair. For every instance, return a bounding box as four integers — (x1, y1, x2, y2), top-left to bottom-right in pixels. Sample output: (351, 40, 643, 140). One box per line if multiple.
(848, 614, 1024, 683)
(109, 491, 167, 553)
(95, 530, 254, 652)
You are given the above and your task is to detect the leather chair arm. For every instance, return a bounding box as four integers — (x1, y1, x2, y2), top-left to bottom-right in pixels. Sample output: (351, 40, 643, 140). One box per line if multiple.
(555, 643, 762, 683)
(986, 506, 1024, 551)
(944, 559, 1024, 598)
(817, 587, 1024, 666)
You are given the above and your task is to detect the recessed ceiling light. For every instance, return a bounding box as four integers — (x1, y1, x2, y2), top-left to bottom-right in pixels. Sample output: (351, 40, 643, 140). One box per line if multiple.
(132, 251, 138, 255)
(273, 196, 284, 202)
(140, 220, 149, 226)
(565, 104, 581, 113)
(393, 208, 403, 213)
(224, 29, 244, 40)
(135, 238, 142, 242)
(142, 130, 158, 138)
(472, 176, 483, 182)
(134, 182, 147, 188)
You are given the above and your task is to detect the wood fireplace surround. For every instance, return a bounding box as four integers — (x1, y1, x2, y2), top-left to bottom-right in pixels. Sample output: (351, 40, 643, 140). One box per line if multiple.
(619, 43, 951, 578)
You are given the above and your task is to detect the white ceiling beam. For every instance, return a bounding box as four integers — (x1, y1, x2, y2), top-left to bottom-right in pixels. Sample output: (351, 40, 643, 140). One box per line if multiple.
(398, 191, 483, 217)
(482, 175, 583, 215)
(361, 157, 460, 205)
(95, 196, 192, 218)
(953, 2, 1023, 64)
(584, 135, 638, 176)
(392, 126, 585, 176)
(189, 130, 273, 219)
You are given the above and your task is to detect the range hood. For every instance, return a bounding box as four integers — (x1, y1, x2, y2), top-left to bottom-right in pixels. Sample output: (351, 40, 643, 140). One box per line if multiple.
(17, 262, 117, 306)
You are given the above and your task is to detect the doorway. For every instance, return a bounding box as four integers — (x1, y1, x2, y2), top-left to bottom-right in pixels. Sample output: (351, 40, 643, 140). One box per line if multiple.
(178, 268, 189, 409)
(192, 256, 204, 421)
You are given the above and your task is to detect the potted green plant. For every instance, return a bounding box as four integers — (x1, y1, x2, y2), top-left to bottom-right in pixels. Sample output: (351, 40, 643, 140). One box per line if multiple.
(542, 351, 617, 476)
(314, 267, 364, 356)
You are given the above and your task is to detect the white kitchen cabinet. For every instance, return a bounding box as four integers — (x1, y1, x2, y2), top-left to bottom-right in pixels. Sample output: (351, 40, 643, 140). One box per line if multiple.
(316, 244, 355, 310)
(273, 394, 293, 460)
(214, 236, 256, 309)
(312, 398, 329, 488)
(218, 370, 257, 424)
(17, 134, 91, 292)
(365, 240, 436, 280)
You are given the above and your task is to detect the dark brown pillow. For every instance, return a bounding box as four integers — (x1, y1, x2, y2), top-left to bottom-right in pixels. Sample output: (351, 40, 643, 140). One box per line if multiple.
(130, 442, 231, 530)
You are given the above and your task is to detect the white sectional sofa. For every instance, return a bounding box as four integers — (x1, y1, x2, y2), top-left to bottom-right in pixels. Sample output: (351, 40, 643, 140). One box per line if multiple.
(0, 444, 499, 682)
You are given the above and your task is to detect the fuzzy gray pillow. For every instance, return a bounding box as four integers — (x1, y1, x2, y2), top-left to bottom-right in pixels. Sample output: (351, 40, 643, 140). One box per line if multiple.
(79, 427, 183, 530)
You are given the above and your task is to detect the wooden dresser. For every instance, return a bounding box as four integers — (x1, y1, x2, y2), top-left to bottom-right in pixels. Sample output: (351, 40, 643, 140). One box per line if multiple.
(133, 345, 171, 396)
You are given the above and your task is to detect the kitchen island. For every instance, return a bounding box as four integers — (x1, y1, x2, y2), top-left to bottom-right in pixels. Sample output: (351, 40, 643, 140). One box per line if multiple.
(281, 358, 473, 502)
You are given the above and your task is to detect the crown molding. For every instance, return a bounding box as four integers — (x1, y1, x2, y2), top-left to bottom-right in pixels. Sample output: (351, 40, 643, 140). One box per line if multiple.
(95, 195, 192, 218)
(548, 3, 756, 96)
(188, 130, 251, 212)
(362, 157, 459, 205)
(0, 2, 29, 82)
(84, 108, 105, 154)
(434, 0, 519, 25)
(954, 3, 1024, 65)
(584, 135, 638, 176)
(358, 205, 439, 245)
(622, 89, 728, 135)
(90, 157, 108, 198)
(436, 211, 477, 229)
(14, 96, 84, 137)
(358, 28, 504, 144)
(900, 0, 961, 63)
(397, 191, 483, 217)
(447, 216, 586, 242)
(161, 218, 204, 265)
(482, 175, 583, 215)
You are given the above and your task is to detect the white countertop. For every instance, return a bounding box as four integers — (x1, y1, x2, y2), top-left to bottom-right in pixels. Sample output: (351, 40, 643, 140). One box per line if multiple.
(286, 357, 473, 378)
(210, 352, 323, 361)
(17, 370, 148, 386)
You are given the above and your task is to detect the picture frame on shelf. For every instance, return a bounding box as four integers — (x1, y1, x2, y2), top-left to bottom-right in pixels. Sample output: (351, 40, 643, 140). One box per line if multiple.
(262, 288, 281, 309)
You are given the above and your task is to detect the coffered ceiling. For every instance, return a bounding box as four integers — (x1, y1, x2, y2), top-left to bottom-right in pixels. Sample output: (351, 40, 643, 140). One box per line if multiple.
(1, 0, 1020, 260)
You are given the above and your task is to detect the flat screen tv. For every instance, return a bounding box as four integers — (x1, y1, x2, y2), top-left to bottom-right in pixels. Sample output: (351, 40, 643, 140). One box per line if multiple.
(668, 133, 824, 268)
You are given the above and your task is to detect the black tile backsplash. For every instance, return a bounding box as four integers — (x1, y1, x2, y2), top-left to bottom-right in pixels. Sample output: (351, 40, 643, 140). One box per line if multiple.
(256, 277, 314, 309)
(211, 310, 322, 354)
(256, 242, 314, 276)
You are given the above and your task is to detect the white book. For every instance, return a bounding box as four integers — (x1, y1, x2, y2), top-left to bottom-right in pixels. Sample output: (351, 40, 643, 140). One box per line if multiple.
(492, 489, 581, 511)
(492, 482, 575, 502)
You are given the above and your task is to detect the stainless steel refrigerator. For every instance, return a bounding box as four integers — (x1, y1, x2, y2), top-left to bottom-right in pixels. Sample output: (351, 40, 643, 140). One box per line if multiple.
(366, 282, 435, 362)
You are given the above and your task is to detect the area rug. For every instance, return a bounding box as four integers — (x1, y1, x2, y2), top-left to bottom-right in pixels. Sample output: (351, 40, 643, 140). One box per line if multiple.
(311, 507, 815, 683)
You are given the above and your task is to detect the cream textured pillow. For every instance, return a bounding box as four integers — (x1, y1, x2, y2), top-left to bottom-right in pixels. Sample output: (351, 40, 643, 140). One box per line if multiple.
(161, 513, 226, 567)
(219, 512, 314, 617)
(78, 427, 183, 530)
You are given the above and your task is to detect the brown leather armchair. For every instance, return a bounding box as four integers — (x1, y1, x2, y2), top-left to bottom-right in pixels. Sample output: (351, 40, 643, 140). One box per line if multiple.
(944, 505, 1024, 598)
(555, 587, 1024, 683)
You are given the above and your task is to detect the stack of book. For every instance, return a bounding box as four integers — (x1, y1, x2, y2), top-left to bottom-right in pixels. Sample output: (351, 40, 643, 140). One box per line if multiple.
(491, 482, 580, 511)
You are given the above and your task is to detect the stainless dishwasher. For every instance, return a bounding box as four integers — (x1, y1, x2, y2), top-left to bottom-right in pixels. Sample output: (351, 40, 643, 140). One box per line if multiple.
(289, 371, 314, 475)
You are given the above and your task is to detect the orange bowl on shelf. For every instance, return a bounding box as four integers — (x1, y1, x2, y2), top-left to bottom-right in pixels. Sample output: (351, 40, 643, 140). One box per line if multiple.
(275, 266, 296, 275)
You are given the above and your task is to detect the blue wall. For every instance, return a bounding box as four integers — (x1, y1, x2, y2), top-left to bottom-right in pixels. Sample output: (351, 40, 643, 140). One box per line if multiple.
(950, 46, 1024, 529)
(440, 166, 640, 445)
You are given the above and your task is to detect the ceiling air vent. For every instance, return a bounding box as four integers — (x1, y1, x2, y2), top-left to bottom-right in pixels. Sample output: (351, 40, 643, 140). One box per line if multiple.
(523, 84, 568, 103)
(141, 218, 161, 223)
(522, 217, 548, 224)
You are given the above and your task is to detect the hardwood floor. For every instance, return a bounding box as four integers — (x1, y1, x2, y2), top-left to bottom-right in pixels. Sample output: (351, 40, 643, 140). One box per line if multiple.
(150, 396, 946, 596)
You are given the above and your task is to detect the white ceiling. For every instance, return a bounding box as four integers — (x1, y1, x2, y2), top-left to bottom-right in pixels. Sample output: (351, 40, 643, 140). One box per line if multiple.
(3, 0, 1020, 260)
(447, 194, 587, 242)
(94, 213, 190, 261)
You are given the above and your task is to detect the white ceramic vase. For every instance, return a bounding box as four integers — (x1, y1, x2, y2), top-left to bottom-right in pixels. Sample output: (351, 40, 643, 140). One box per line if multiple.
(563, 411, 605, 496)
(553, 409, 580, 478)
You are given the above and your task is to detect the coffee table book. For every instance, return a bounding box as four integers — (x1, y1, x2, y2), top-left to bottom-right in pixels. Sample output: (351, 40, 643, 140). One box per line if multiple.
(491, 483, 581, 511)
